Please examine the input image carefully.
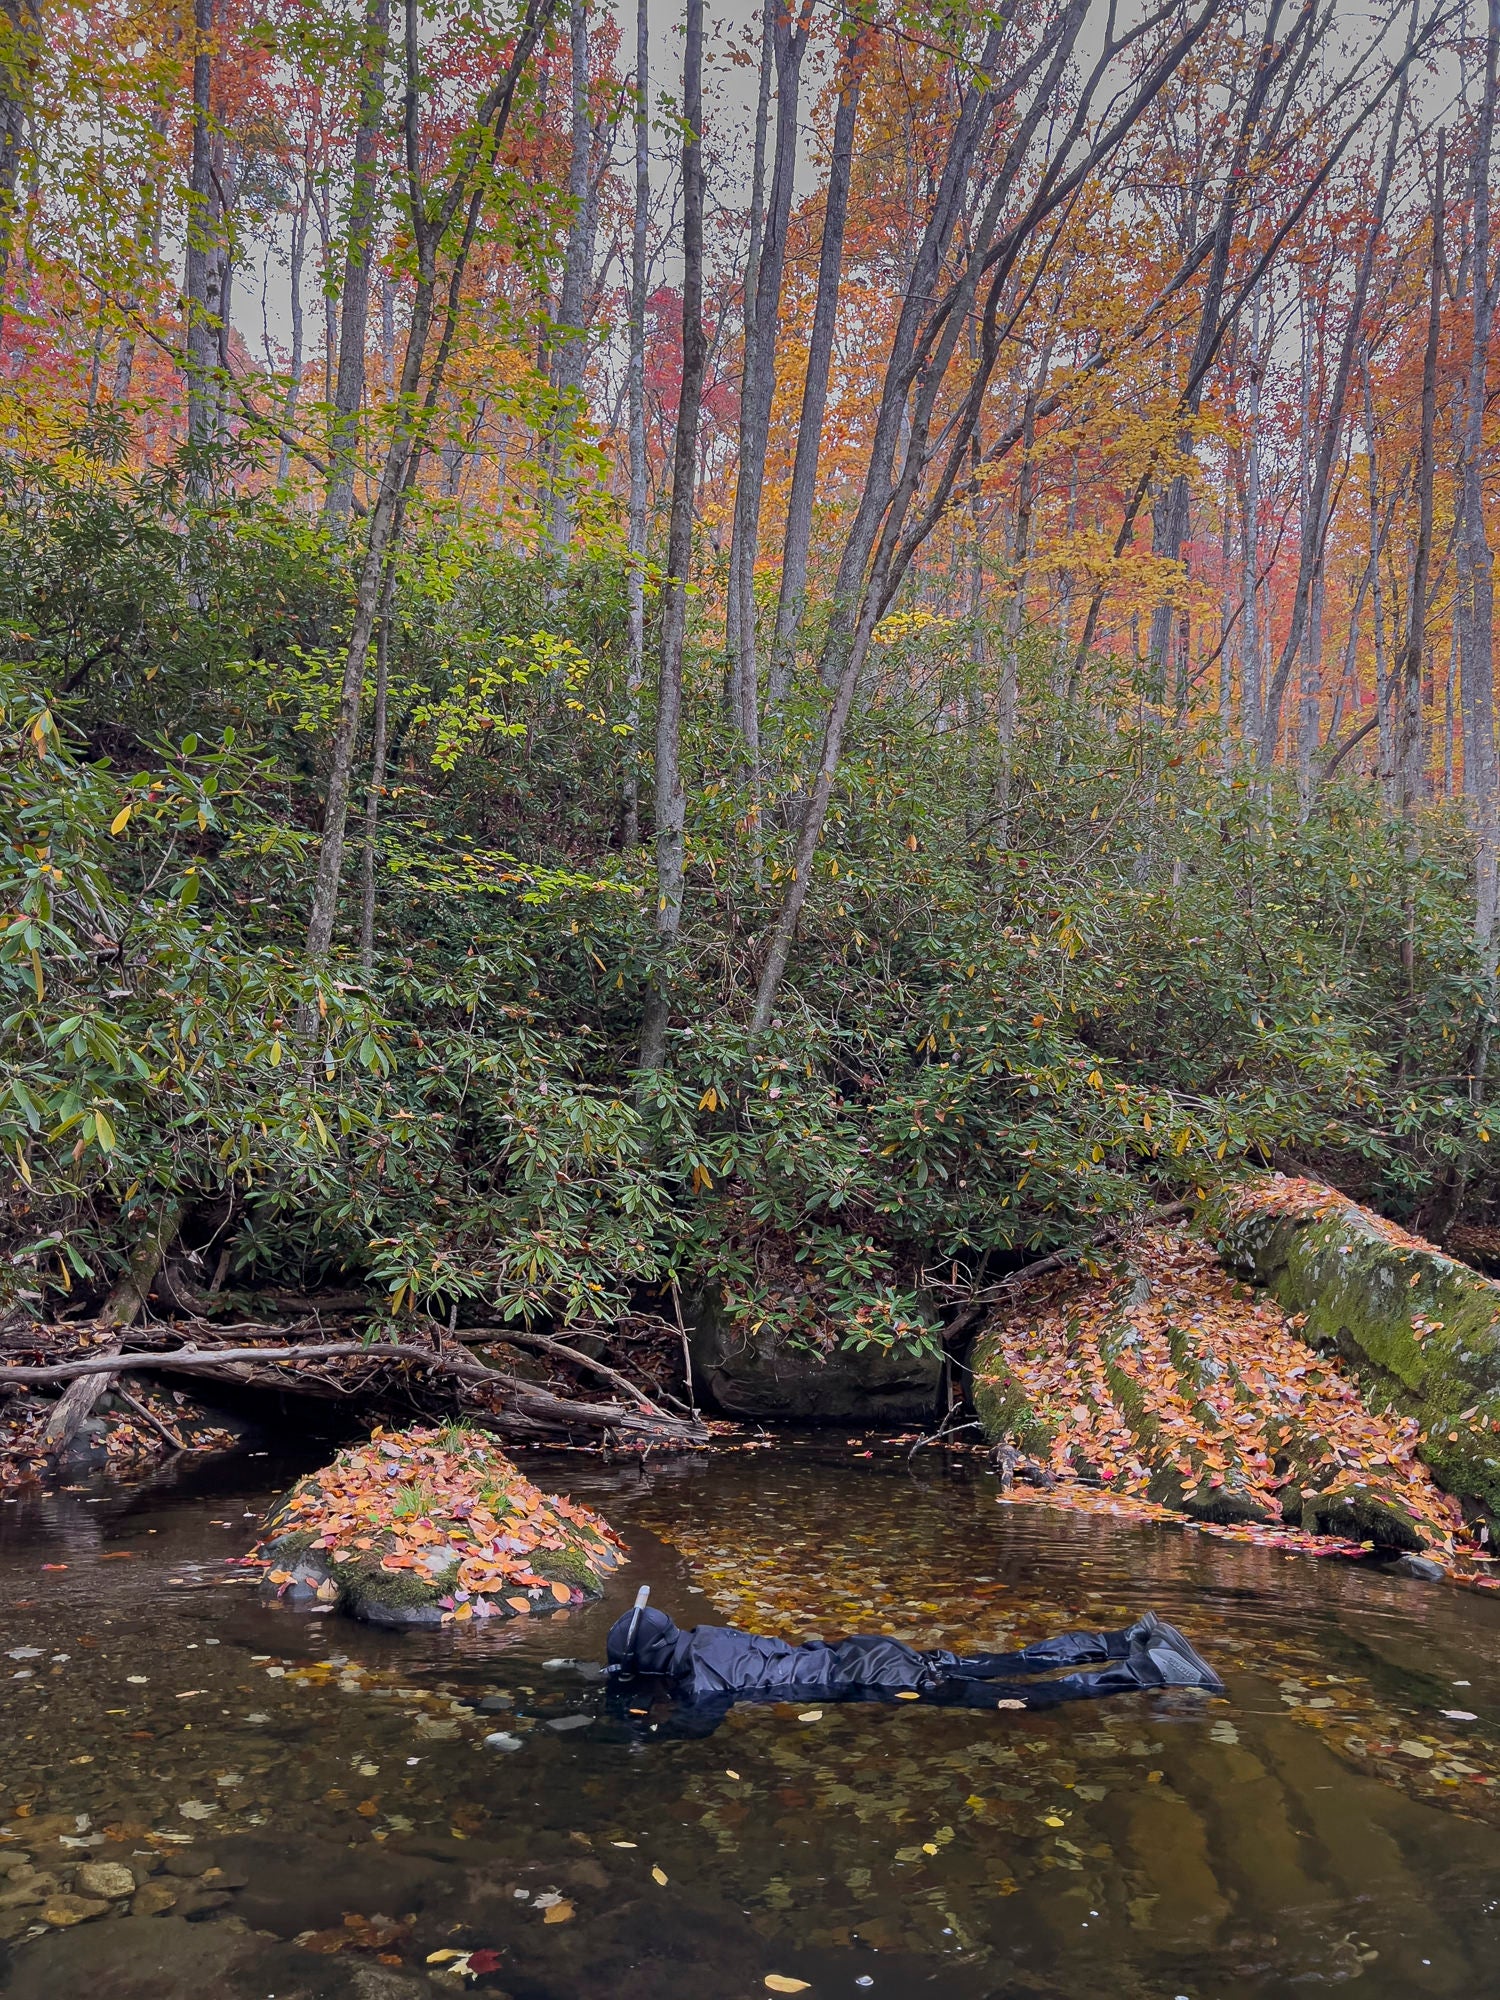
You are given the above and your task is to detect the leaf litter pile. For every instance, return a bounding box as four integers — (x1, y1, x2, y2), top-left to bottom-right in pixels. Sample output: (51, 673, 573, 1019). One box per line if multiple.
(256, 1424, 625, 1621)
(976, 1230, 1493, 1578)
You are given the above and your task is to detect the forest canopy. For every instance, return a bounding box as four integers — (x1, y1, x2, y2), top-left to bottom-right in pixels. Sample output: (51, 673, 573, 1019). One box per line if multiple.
(3, 0, 1500, 1356)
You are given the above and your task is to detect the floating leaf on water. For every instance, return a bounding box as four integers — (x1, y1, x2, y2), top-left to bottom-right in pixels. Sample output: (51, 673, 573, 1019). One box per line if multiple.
(797, 1710, 823, 1723)
(765, 1979, 810, 1994)
(543, 1900, 574, 1924)
(651, 1865, 668, 1885)
(1442, 1709, 1479, 1721)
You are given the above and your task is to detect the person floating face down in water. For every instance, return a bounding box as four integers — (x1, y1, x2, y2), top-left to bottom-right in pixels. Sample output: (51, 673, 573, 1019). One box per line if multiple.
(604, 1590, 1224, 1735)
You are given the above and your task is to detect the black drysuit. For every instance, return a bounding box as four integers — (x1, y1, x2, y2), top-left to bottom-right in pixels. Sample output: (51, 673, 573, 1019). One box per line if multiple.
(604, 1605, 1223, 1733)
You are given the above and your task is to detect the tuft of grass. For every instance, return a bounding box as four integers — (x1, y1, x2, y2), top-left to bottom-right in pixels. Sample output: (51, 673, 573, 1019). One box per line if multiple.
(391, 1481, 441, 1519)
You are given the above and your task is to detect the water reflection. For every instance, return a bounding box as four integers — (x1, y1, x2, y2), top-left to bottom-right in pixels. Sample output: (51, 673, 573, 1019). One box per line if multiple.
(1, 1441, 1498, 1998)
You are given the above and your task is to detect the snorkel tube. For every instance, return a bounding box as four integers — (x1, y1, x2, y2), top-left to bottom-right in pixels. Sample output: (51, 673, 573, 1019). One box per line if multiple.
(622, 1584, 650, 1666)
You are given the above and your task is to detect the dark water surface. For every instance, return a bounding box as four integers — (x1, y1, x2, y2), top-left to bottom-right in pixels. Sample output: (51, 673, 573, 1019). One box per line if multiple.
(3, 1441, 1500, 1999)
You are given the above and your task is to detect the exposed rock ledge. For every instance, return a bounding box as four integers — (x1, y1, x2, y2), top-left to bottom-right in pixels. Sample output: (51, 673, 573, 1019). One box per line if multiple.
(255, 1425, 624, 1627)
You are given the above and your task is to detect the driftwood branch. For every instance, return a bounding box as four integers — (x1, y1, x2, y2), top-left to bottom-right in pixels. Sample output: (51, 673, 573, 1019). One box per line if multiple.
(452, 1326, 665, 1414)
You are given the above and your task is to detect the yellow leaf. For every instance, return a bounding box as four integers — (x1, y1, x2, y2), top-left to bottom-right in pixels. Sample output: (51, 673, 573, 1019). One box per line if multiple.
(426, 1949, 465, 1963)
(895, 1690, 920, 1700)
(651, 1864, 668, 1885)
(921, 1842, 938, 1855)
(796, 1709, 822, 1722)
(543, 1900, 574, 1924)
(110, 804, 133, 835)
(765, 1979, 811, 1994)
(698, 1086, 718, 1111)
(1043, 1815, 1066, 1827)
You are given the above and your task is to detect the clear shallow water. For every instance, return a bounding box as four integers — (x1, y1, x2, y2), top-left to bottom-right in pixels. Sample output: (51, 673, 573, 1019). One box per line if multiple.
(2, 1441, 1500, 1999)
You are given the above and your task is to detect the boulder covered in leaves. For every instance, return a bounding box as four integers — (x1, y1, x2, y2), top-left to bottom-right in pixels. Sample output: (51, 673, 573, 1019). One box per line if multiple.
(255, 1424, 625, 1627)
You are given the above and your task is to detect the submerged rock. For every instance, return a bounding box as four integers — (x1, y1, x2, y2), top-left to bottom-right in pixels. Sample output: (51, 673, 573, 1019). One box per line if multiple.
(255, 1424, 625, 1628)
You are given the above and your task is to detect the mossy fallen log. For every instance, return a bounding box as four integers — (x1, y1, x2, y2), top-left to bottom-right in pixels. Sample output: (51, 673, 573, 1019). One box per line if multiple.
(968, 1229, 1475, 1561)
(1201, 1175, 1500, 1528)
(255, 1424, 625, 1628)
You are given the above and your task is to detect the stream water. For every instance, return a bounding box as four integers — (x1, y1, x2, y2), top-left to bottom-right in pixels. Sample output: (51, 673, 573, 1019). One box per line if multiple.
(3, 1439, 1500, 1999)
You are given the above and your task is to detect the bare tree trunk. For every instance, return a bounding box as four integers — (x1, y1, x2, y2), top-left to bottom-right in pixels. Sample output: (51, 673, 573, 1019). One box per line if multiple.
(766, 28, 862, 713)
(1460, 0, 1500, 1088)
(1259, 68, 1408, 765)
(277, 148, 312, 485)
(358, 585, 394, 972)
(637, 0, 704, 1071)
(724, 0, 774, 689)
(622, 0, 649, 847)
(547, 0, 597, 560)
(997, 386, 1039, 846)
(727, 0, 812, 752)
(304, 0, 554, 970)
(1295, 286, 1322, 811)
(0, 0, 40, 349)
(325, 0, 390, 530)
(1239, 292, 1265, 747)
(184, 0, 221, 479)
(1395, 128, 1442, 822)
(43, 1202, 187, 1457)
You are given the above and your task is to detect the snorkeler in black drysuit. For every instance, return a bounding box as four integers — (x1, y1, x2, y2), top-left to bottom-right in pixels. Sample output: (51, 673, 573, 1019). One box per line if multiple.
(603, 1589, 1223, 1734)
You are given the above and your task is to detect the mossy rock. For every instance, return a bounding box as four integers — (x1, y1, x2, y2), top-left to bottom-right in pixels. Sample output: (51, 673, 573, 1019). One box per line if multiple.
(1201, 1175, 1500, 1527)
(256, 1424, 626, 1629)
(969, 1339, 1058, 1457)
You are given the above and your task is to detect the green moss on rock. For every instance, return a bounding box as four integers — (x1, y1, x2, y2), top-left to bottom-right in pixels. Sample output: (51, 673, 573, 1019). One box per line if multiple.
(1201, 1176, 1500, 1526)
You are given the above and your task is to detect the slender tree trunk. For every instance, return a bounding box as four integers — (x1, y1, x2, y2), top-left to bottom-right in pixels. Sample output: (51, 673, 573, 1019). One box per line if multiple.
(1259, 70, 1407, 765)
(359, 583, 394, 972)
(1460, 0, 1500, 1088)
(325, 0, 390, 530)
(725, 0, 774, 689)
(547, 0, 597, 559)
(727, 0, 811, 752)
(184, 0, 221, 477)
(1396, 129, 1442, 822)
(622, 0, 649, 847)
(638, 0, 704, 1072)
(1295, 287, 1322, 811)
(1239, 295, 1265, 747)
(0, 0, 40, 350)
(304, 0, 553, 970)
(278, 148, 312, 484)
(766, 28, 862, 713)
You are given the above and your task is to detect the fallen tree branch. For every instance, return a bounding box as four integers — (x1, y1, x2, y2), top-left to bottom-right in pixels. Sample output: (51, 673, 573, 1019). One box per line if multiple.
(450, 1326, 667, 1415)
